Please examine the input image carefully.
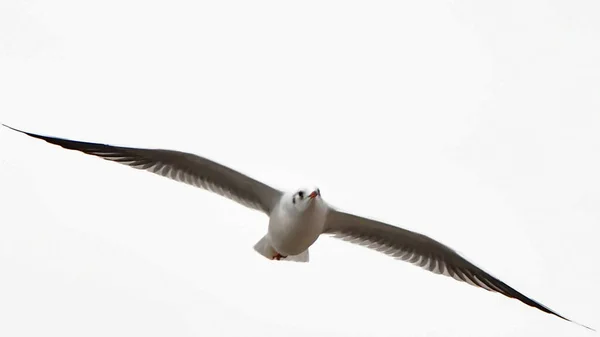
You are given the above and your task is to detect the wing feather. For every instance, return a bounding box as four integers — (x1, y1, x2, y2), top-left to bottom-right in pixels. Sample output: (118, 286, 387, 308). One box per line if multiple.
(5, 125, 282, 214)
(323, 209, 592, 330)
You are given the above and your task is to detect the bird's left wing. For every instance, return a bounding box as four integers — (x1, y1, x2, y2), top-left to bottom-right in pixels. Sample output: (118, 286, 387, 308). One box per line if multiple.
(323, 208, 593, 330)
(4, 125, 283, 214)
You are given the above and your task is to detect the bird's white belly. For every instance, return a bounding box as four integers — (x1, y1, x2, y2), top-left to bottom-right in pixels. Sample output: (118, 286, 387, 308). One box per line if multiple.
(268, 205, 328, 256)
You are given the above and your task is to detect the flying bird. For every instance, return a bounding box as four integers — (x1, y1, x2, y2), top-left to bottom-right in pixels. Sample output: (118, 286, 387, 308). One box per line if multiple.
(2, 124, 593, 331)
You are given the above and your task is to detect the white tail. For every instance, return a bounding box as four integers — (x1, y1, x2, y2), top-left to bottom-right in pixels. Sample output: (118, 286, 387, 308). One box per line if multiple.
(285, 249, 309, 262)
(253, 235, 310, 263)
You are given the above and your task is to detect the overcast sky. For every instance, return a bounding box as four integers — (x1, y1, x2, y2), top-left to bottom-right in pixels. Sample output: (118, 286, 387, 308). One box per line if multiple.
(1, 1, 599, 336)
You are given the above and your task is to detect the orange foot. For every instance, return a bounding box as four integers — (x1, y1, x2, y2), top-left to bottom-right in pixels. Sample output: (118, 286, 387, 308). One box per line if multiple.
(272, 253, 287, 260)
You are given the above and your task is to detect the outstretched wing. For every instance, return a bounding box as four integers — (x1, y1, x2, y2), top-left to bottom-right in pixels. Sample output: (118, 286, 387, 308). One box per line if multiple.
(323, 209, 593, 330)
(5, 125, 282, 214)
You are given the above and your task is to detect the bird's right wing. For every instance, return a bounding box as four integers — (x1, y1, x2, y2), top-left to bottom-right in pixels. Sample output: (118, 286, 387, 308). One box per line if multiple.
(323, 209, 593, 330)
(5, 125, 283, 214)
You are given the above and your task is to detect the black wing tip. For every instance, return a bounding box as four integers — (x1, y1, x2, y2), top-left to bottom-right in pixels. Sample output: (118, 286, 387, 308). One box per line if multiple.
(448, 253, 595, 332)
(554, 310, 595, 331)
(3, 123, 24, 134)
(503, 284, 594, 331)
(3, 124, 47, 140)
(581, 324, 596, 332)
(548, 310, 595, 331)
(3, 124, 102, 148)
(484, 276, 595, 331)
(568, 319, 595, 332)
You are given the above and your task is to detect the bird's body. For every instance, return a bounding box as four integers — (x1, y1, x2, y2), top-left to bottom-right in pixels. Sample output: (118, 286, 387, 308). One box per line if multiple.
(265, 189, 328, 258)
(2, 124, 593, 331)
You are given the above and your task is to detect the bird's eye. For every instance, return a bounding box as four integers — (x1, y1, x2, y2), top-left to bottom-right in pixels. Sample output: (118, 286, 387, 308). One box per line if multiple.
(317, 188, 320, 196)
(298, 191, 304, 199)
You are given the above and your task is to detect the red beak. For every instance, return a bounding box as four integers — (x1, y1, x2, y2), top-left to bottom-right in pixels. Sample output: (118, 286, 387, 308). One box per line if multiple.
(308, 191, 318, 199)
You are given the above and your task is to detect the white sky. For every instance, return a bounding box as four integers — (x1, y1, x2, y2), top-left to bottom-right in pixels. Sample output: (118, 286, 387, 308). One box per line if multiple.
(1, 0, 599, 336)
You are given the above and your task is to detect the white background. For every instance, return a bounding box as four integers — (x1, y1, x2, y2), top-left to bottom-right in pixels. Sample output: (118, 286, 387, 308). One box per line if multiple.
(1, 1, 599, 336)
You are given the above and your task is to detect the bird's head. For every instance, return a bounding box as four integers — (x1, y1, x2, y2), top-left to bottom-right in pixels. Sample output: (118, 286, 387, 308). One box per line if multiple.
(290, 186, 321, 212)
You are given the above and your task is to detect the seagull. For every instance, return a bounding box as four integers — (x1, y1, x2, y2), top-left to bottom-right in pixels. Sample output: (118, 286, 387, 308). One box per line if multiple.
(2, 124, 593, 331)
